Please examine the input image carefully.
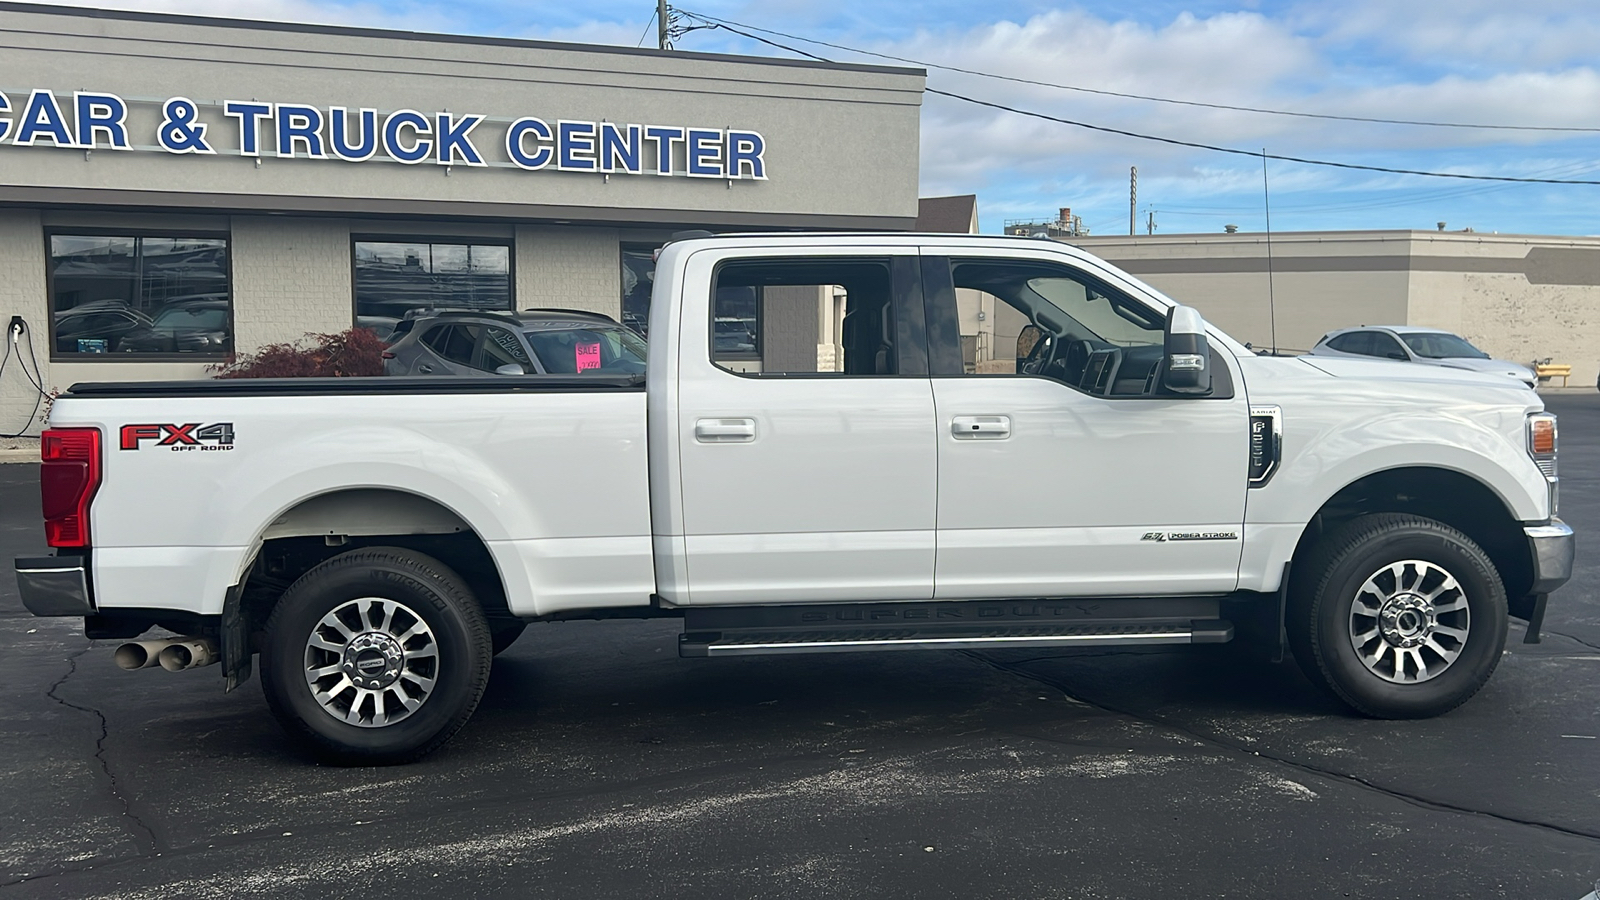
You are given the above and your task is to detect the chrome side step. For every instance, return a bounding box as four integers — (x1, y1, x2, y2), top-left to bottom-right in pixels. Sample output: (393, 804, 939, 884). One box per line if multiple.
(679, 619, 1234, 658)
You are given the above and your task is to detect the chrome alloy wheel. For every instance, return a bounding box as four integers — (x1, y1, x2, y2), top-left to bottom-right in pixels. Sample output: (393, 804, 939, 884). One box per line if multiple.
(303, 598, 439, 728)
(1348, 560, 1470, 684)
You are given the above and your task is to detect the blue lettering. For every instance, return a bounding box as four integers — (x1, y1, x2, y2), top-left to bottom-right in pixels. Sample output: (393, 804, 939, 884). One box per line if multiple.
(506, 117, 552, 170)
(435, 113, 485, 166)
(382, 110, 432, 164)
(686, 128, 723, 178)
(644, 125, 684, 176)
(329, 107, 377, 161)
(15, 90, 74, 146)
(558, 121, 596, 171)
(74, 93, 129, 150)
(0, 91, 10, 143)
(599, 123, 641, 174)
(276, 104, 325, 158)
(157, 97, 214, 154)
(727, 130, 766, 180)
(224, 101, 273, 156)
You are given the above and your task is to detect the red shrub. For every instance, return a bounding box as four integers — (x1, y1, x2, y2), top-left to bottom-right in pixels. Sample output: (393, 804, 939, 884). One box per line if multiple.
(210, 328, 388, 379)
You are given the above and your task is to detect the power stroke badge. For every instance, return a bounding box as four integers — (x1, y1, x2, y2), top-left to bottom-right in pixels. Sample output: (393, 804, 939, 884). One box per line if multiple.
(120, 423, 235, 451)
(1142, 531, 1238, 542)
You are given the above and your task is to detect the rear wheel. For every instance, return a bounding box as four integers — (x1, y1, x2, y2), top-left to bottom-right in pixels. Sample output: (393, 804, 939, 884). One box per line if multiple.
(1288, 513, 1507, 718)
(261, 547, 492, 764)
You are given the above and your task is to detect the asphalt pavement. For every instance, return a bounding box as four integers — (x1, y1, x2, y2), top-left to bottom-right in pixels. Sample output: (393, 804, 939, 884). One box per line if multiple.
(2, 394, 1598, 899)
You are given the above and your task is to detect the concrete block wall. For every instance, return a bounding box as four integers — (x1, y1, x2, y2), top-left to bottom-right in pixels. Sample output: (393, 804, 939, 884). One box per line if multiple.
(231, 217, 354, 349)
(0, 210, 49, 436)
(516, 226, 622, 320)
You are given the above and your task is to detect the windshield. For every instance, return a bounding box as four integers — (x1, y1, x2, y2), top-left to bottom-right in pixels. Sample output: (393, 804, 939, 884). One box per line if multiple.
(524, 325, 647, 374)
(1399, 332, 1489, 359)
(151, 307, 228, 331)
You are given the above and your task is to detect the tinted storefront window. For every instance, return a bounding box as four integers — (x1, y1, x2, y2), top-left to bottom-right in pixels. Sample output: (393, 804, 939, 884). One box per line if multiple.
(353, 241, 511, 335)
(49, 235, 232, 357)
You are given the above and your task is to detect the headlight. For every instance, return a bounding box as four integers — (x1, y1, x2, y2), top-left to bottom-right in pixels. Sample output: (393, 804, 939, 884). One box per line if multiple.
(1527, 412, 1558, 514)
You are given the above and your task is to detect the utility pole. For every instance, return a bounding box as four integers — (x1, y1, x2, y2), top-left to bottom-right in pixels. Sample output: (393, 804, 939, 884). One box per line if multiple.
(1146, 209, 1156, 235)
(1129, 166, 1137, 236)
(657, 0, 669, 50)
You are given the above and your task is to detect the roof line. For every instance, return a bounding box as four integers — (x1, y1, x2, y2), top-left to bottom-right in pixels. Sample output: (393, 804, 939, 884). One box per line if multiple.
(0, 1, 924, 77)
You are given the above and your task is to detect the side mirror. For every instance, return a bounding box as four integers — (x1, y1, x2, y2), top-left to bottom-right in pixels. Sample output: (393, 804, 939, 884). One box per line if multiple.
(1162, 305, 1212, 395)
(494, 363, 526, 376)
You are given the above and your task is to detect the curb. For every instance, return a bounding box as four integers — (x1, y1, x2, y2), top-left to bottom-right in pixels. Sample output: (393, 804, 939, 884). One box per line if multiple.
(0, 448, 38, 464)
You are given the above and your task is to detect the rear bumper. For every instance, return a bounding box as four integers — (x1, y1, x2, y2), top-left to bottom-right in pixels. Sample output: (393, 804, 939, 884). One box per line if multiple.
(13, 556, 93, 617)
(1525, 518, 1574, 595)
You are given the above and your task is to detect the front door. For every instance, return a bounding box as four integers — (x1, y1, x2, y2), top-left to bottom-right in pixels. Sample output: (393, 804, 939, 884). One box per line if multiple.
(923, 251, 1249, 599)
(672, 249, 937, 605)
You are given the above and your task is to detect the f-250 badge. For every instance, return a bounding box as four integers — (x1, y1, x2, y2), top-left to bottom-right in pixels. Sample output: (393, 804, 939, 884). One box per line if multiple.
(120, 423, 236, 452)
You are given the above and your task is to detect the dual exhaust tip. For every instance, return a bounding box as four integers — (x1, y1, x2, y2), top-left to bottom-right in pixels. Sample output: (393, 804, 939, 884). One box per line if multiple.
(113, 636, 218, 673)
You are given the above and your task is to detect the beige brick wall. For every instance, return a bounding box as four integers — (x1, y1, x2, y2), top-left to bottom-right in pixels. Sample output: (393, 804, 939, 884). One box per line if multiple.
(230, 217, 353, 350)
(515, 226, 621, 320)
(0, 210, 49, 435)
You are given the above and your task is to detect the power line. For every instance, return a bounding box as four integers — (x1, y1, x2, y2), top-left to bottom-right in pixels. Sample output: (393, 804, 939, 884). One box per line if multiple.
(676, 9, 1600, 134)
(687, 17, 1600, 185)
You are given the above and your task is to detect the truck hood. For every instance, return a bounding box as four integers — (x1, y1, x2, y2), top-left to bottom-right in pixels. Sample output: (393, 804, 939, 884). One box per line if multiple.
(1296, 355, 1535, 392)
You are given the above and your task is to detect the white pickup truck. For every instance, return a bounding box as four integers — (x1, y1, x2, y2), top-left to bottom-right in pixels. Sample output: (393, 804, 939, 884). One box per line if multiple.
(16, 233, 1573, 764)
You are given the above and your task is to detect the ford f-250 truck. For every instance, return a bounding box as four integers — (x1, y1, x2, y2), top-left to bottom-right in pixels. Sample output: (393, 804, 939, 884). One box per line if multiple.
(15, 233, 1574, 764)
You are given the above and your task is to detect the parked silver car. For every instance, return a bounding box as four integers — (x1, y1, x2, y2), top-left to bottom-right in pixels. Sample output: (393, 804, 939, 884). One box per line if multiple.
(382, 308, 646, 377)
(1307, 325, 1536, 388)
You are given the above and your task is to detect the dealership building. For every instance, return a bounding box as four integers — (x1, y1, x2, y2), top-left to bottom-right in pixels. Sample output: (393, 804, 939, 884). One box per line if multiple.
(0, 2, 925, 434)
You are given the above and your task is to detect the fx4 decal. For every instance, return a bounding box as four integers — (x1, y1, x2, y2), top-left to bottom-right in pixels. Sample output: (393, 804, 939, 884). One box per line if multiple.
(120, 423, 236, 452)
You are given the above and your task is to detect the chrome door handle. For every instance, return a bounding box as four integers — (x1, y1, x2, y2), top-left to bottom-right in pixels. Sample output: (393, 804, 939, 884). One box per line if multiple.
(417, 364, 434, 374)
(951, 415, 1010, 440)
(695, 417, 757, 443)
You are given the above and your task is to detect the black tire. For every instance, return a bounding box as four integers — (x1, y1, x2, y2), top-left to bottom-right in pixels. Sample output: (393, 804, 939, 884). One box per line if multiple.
(1287, 513, 1507, 718)
(260, 547, 492, 764)
(490, 621, 527, 655)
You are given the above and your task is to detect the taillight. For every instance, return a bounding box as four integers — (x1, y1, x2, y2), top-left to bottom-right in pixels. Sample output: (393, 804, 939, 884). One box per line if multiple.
(40, 428, 102, 548)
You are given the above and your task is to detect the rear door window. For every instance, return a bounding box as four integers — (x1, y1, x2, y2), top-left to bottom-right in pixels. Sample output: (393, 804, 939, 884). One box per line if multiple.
(421, 324, 481, 366)
(475, 325, 533, 373)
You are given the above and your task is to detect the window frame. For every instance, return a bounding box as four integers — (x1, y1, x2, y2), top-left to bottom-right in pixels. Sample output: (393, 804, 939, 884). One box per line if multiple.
(45, 226, 235, 363)
(349, 234, 516, 330)
(705, 255, 926, 379)
(921, 254, 1233, 400)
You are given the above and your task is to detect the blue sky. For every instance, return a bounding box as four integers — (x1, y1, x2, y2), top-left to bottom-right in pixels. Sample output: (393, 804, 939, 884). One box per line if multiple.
(35, 0, 1600, 236)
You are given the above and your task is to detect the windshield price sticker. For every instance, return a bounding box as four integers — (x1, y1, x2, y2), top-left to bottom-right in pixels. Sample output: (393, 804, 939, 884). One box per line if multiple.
(575, 342, 602, 372)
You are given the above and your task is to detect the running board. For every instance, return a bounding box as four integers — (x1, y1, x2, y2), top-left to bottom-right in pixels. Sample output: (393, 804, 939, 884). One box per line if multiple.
(679, 618, 1234, 658)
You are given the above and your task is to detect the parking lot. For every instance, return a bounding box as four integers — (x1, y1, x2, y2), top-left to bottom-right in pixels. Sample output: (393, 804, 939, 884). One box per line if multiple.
(1, 393, 1597, 899)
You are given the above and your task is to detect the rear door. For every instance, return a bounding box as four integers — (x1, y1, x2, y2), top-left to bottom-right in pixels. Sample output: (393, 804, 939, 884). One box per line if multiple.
(671, 246, 937, 605)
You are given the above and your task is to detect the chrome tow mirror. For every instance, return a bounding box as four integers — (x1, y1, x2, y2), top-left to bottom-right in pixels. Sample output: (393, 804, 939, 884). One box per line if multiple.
(1163, 305, 1212, 395)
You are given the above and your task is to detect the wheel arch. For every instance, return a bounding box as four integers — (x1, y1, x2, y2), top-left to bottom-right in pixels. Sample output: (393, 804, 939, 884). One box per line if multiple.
(1290, 466, 1532, 601)
(234, 488, 515, 647)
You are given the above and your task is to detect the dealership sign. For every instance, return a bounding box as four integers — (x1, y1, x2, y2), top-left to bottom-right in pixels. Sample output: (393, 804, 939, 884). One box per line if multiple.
(0, 89, 768, 179)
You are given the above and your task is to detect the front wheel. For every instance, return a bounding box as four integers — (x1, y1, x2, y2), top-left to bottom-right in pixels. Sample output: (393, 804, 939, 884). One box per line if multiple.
(261, 547, 492, 764)
(1287, 514, 1507, 718)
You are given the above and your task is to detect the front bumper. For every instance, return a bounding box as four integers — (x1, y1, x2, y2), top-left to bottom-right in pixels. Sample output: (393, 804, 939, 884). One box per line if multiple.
(13, 556, 93, 617)
(1525, 518, 1575, 594)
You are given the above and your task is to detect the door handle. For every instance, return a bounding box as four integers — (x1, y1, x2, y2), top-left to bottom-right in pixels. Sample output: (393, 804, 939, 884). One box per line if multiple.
(695, 418, 757, 443)
(951, 415, 1010, 440)
(417, 364, 434, 374)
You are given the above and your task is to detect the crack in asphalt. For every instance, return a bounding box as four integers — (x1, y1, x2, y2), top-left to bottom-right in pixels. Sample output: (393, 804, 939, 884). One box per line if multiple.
(1544, 629, 1600, 653)
(963, 650, 1600, 845)
(31, 644, 160, 865)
